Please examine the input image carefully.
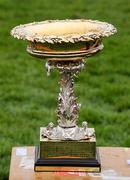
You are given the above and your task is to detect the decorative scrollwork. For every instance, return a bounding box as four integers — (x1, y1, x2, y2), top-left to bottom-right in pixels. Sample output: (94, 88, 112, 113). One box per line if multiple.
(41, 121, 95, 141)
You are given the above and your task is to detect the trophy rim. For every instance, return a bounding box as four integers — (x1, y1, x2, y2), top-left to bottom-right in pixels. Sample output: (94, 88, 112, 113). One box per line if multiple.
(11, 19, 117, 44)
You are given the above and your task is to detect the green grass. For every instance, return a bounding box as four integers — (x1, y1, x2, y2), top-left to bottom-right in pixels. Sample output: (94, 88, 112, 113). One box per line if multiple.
(0, 0, 130, 179)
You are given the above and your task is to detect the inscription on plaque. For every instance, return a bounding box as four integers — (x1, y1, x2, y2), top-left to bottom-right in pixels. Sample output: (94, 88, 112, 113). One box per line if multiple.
(40, 139, 96, 159)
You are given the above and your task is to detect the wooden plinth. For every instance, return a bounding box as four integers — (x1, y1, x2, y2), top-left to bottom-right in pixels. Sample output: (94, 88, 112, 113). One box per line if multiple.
(35, 146, 101, 172)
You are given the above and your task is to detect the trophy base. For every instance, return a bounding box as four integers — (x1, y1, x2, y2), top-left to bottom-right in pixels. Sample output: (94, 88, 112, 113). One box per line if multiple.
(40, 128, 96, 158)
(34, 146, 101, 172)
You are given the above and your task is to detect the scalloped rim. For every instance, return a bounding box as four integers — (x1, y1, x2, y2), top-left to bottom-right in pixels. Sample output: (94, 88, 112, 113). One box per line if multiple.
(11, 19, 117, 44)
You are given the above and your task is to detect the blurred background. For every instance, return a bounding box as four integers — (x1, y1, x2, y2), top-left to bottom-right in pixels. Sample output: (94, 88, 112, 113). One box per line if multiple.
(0, 0, 130, 179)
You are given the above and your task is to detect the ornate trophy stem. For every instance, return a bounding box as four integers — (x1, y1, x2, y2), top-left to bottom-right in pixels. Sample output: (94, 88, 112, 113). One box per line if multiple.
(57, 62, 82, 128)
(46, 60, 84, 128)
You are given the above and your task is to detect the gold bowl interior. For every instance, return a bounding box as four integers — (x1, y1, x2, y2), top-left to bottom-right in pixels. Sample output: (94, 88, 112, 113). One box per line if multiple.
(24, 21, 101, 36)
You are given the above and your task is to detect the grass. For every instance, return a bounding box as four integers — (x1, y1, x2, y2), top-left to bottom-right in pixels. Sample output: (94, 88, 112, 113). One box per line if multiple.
(0, 0, 130, 179)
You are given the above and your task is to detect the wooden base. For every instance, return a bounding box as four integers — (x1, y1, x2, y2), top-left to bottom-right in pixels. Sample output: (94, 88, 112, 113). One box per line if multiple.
(34, 146, 101, 172)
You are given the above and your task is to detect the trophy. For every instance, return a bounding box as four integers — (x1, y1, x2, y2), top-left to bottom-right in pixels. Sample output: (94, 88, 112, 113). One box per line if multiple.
(11, 19, 116, 172)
